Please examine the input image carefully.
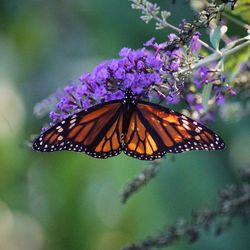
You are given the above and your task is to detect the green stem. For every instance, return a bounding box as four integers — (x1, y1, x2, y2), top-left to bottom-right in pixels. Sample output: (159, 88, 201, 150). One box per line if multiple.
(190, 38, 250, 71)
(153, 15, 179, 32)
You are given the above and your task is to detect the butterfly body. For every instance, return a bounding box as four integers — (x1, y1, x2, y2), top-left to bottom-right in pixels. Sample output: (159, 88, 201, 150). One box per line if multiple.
(121, 89, 138, 137)
(33, 89, 225, 160)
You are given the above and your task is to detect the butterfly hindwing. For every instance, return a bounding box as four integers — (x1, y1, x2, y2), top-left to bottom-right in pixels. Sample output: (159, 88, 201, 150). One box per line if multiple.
(123, 109, 167, 160)
(93, 110, 123, 158)
(33, 101, 123, 158)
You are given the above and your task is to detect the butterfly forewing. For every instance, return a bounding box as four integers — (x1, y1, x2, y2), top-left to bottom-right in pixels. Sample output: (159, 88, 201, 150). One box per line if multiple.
(136, 102, 225, 154)
(33, 101, 123, 158)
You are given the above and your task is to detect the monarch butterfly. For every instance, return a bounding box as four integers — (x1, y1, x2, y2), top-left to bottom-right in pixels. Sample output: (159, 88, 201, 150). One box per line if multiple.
(32, 89, 225, 160)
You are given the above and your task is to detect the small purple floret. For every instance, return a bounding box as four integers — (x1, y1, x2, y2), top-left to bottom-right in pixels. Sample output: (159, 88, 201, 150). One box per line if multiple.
(190, 32, 201, 53)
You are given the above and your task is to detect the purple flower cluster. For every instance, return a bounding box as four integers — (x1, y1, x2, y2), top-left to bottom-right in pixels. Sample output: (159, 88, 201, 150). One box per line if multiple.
(34, 32, 235, 130)
(48, 47, 164, 124)
(187, 63, 237, 121)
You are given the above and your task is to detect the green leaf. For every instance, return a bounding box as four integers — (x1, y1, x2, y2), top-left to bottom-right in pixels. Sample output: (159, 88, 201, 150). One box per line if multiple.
(210, 26, 221, 50)
(231, 0, 250, 23)
(202, 83, 213, 111)
(225, 45, 250, 82)
(209, 25, 228, 51)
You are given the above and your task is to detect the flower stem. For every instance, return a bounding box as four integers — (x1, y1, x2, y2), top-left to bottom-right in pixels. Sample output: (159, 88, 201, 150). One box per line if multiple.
(120, 160, 161, 204)
(189, 38, 250, 72)
(152, 15, 216, 53)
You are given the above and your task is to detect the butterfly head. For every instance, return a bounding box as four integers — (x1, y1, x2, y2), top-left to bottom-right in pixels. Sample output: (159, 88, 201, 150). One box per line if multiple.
(123, 88, 137, 105)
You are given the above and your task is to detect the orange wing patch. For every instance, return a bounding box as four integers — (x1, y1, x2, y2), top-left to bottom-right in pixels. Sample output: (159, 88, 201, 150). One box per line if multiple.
(68, 125, 83, 139)
(139, 104, 180, 125)
(94, 113, 123, 153)
(124, 112, 160, 159)
(80, 103, 119, 123)
(44, 130, 61, 144)
(75, 123, 94, 143)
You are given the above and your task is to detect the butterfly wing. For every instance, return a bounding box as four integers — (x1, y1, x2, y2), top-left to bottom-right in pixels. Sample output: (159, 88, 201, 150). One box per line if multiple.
(123, 109, 167, 160)
(32, 101, 123, 159)
(124, 101, 225, 160)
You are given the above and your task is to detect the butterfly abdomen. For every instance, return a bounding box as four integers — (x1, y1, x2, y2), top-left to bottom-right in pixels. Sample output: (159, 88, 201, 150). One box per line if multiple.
(121, 90, 137, 137)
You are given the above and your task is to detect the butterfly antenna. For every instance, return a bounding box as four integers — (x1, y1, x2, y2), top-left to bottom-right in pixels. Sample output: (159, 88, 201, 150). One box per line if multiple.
(117, 87, 125, 93)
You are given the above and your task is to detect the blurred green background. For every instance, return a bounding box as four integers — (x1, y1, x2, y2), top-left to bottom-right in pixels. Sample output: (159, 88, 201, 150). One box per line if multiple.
(0, 0, 250, 250)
